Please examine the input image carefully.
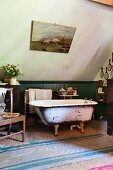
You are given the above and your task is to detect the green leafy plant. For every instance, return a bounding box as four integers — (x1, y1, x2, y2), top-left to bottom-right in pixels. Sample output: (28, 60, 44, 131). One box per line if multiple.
(2, 64, 23, 77)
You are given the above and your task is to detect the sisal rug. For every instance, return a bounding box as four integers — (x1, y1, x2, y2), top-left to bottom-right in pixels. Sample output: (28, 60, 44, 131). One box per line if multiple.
(1, 133, 113, 170)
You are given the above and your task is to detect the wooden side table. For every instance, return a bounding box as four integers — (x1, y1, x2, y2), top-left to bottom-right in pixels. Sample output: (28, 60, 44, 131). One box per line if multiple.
(0, 115, 25, 142)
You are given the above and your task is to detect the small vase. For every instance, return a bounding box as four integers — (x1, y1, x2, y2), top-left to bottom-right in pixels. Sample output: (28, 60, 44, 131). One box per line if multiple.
(10, 77, 17, 85)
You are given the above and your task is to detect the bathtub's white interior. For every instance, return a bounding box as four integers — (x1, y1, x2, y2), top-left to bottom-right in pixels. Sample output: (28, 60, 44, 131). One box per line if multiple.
(30, 99, 97, 107)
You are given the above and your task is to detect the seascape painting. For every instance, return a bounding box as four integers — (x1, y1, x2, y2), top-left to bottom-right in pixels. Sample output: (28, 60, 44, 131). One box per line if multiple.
(30, 21, 76, 53)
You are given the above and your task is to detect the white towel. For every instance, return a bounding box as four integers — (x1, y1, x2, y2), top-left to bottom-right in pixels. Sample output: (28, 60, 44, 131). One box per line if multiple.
(28, 89, 52, 113)
(29, 89, 37, 113)
(29, 89, 36, 102)
(29, 89, 52, 101)
(35, 89, 52, 100)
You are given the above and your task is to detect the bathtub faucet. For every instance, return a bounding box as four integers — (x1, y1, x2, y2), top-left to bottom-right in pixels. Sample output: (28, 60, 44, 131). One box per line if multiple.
(90, 98, 93, 102)
(84, 98, 88, 103)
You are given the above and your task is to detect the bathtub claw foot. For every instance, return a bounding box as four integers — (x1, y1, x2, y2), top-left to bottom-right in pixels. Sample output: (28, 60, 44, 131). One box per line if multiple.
(54, 124, 59, 136)
(80, 121, 84, 133)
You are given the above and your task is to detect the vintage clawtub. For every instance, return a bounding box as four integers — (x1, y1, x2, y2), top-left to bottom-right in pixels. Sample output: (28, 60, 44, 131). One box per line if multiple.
(30, 99, 97, 136)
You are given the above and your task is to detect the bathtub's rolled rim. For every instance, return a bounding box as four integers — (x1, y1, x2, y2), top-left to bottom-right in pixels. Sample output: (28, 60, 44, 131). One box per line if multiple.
(29, 99, 98, 107)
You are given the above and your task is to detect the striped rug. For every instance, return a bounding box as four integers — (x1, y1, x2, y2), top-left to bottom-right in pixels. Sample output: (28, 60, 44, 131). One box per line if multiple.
(89, 164, 113, 170)
(0, 133, 113, 170)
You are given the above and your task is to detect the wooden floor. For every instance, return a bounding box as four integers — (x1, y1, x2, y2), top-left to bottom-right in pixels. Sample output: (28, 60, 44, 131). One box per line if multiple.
(92, 0, 113, 6)
(0, 119, 109, 146)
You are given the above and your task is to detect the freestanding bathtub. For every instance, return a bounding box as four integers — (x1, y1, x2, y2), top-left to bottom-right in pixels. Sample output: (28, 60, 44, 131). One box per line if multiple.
(30, 99, 97, 136)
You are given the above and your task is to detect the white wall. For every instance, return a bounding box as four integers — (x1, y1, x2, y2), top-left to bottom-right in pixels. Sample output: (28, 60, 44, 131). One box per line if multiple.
(0, 0, 113, 81)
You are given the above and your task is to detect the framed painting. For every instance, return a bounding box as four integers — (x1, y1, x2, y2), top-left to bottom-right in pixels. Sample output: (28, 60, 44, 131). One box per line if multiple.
(30, 21, 76, 53)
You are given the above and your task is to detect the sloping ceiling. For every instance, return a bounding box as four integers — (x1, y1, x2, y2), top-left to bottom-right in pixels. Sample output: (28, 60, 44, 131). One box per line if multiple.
(0, 0, 113, 81)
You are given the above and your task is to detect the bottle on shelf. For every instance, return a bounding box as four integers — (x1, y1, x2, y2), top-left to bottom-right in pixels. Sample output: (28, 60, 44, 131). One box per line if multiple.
(108, 59, 112, 71)
(104, 67, 109, 80)
(100, 67, 104, 78)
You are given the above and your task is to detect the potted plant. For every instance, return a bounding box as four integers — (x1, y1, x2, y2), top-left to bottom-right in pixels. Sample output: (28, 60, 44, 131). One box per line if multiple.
(1, 64, 23, 85)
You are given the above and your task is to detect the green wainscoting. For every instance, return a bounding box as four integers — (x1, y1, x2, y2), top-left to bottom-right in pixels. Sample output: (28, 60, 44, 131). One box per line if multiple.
(19, 80, 97, 114)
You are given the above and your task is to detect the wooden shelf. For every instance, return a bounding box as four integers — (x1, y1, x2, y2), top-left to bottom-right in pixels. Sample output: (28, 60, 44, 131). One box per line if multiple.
(96, 86, 107, 104)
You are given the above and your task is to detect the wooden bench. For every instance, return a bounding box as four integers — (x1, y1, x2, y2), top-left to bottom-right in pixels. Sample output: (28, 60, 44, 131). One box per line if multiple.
(0, 115, 26, 142)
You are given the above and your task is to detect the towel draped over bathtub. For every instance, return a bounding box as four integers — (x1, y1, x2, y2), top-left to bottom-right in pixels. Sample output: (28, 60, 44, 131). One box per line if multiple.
(29, 89, 52, 102)
(28, 89, 52, 125)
